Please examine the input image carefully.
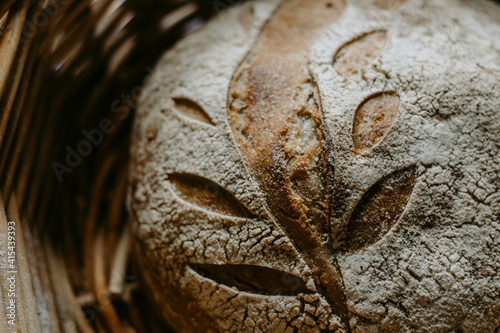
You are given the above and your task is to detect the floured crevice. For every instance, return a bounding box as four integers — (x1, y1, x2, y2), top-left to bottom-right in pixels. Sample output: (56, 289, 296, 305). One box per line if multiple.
(189, 263, 312, 296)
(333, 30, 388, 76)
(352, 92, 400, 155)
(168, 172, 256, 219)
(238, 4, 255, 31)
(173, 97, 215, 126)
(346, 166, 416, 251)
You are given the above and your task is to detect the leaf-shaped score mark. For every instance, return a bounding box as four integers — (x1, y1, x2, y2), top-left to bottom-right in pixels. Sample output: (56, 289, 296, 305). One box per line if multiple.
(168, 173, 255, 219)
(352, 91, 400, 155)
(173, 97, 215, 126)
(333, 30, 388, 75)
(346, 166, 416, 251)
(190, 263, 312, 296)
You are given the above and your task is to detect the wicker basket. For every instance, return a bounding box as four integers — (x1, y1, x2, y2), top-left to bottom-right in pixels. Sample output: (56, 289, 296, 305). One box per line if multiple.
(0, 0, 232, 331)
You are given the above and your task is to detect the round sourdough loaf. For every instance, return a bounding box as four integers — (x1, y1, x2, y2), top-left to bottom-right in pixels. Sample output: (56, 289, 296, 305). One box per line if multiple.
(128, 0, 500, 332)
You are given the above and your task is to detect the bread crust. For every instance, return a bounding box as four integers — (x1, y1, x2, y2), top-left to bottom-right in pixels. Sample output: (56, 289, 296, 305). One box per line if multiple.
(128, 0, 500, 331)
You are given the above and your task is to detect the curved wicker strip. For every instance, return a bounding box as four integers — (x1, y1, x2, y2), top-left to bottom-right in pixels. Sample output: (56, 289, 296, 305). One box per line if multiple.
(0, 0, 225, 331)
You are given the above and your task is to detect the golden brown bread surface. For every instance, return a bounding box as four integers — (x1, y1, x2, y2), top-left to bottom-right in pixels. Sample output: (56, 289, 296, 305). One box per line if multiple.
(128, 0, 500, 331)
(228, 0, 348, 323)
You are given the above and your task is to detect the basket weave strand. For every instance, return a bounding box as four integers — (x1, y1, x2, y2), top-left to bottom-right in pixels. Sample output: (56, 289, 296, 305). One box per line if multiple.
(0, 0, 224, 331)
